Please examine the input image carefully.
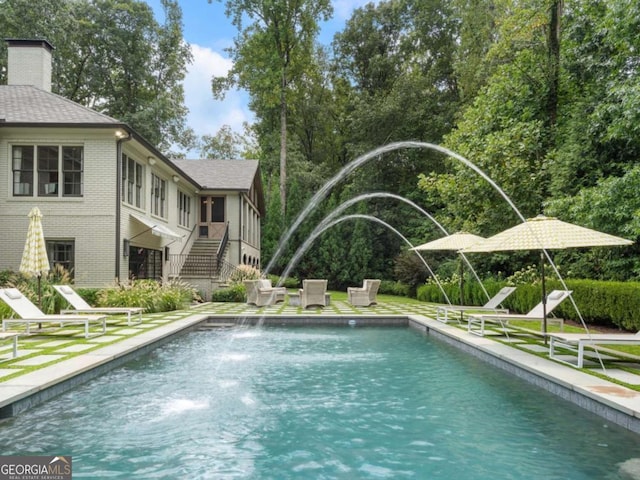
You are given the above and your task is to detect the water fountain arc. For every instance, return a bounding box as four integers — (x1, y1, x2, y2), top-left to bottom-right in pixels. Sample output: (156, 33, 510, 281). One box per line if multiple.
(311, 191, 490, 301)
(264, 141, 585, 337)
(280, 213, 452, 306)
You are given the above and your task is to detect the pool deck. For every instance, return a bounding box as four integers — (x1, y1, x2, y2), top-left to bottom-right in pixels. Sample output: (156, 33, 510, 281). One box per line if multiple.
(1, 298, 640, 434)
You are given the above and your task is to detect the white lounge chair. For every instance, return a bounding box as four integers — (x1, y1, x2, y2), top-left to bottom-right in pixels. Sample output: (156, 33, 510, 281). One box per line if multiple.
(467, 289, 572, 337)
(244, 279, 287, 307)
(299, 279, 329, 309)
(549, 331, 640, 368)
(0, 288, 106, 339)
(54, 285, 143, 326)
(435, 286, 516, 323)
(348, 279, 381, 307)
(0, 332, 18, 361)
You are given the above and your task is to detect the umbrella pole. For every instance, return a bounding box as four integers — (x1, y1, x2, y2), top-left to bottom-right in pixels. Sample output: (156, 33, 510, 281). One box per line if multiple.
(459, 257, 464, 305)
(540, 251, 547, 345)
(38, 274, 43, 330)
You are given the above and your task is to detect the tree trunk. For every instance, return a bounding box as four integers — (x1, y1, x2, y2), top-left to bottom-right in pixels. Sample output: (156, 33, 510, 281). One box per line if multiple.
(547, 0, 562, 136)
(279, 73, 287, 217)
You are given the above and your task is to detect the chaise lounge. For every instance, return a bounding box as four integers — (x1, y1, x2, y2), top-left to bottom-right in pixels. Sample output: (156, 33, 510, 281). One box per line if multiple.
(347, 279, 381, 307)
(53, 285, 144, 326)
(467, 289, 572, 337)
(549, 331, 640, 368)
(435, 286, 516, 323)
(0, 288, 106, 339)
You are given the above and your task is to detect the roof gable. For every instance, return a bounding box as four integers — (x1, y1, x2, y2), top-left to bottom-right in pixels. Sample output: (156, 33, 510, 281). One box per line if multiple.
(173, 159, 259, 191)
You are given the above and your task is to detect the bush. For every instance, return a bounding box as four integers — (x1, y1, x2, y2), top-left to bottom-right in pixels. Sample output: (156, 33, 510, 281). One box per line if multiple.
(228, 265, 261, 285)
(379, 280, 411, 297)
(97, 279, 199, 313)
(210, 283, 246, 302)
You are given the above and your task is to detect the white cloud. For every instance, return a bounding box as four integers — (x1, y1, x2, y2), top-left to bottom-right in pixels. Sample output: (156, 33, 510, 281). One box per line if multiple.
(332, 0, 379, 20)
(182, 44, 252, 149)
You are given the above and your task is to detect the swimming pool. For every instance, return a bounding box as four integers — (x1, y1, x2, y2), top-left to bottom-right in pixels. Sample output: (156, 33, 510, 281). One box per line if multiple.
(1, 326, 638, 479)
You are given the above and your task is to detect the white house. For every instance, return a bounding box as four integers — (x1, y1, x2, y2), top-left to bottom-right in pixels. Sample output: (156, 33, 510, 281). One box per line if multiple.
(0, 39, 264, 298)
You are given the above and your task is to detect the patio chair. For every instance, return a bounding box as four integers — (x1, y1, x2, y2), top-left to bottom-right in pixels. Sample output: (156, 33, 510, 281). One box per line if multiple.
(467, 289, 572, 337)
(0, 288, 106, 339)
(244, 279, 287, 307)
(347, 279, 381, 307)
(435, 286, 516, 323)
(549, 331, 640, 368)
(299, 279, 329, 309)
(0, 332, 18, 361)
(53, 285, 143, 326)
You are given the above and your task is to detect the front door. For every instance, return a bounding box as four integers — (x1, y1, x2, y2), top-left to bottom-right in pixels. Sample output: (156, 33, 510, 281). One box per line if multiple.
(199, 196, 226, 239)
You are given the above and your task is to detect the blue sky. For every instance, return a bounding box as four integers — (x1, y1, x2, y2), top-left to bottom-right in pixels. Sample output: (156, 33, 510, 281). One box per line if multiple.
(145, 0, 373, 156)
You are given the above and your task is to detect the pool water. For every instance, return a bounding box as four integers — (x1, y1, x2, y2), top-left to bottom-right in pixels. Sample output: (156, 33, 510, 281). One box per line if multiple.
(1, 327, 639, 479)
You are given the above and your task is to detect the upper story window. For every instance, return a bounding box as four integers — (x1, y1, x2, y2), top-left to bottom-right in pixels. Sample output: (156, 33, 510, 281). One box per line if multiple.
(12, 145, 83, 197)
(178, 191, 191, 227)
(121, 154, 143, 208)
(151, 173, 166, 218)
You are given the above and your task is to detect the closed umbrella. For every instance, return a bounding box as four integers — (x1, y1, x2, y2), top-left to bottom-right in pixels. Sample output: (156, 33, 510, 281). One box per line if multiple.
(463, 215, 633, 337)
(19, 207, 50, 311)
(412, 232, 487, 304)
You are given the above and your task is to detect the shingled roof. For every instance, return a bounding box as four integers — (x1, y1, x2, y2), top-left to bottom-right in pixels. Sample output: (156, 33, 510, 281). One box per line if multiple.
(0, 85, 122, 125)
(173, 159, 260, 191)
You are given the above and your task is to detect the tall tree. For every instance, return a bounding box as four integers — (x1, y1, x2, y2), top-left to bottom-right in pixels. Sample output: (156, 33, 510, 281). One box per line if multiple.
(210, 0, 332, 217)
(0, 0, 193, 153)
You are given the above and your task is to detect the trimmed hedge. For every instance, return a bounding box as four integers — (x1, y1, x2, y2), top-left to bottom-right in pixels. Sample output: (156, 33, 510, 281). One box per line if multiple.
(417, 279, 640, 332)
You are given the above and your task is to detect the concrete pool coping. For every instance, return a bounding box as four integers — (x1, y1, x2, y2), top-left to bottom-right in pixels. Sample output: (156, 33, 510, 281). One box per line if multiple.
(1, 311, 640, 435)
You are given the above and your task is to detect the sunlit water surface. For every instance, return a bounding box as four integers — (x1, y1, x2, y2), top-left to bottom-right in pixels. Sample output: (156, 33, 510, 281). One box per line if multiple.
(1, 327, 639, 479)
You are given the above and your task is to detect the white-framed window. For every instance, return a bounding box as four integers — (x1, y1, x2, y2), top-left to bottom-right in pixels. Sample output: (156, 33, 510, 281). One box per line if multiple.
(121, 154, 143, 207)
(12, 145, 83, 197)
(151, 173, 166, 218)
(178, 191, 191, 227)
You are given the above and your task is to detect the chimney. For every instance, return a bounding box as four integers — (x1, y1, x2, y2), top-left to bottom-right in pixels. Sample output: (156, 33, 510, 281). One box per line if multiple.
(5, 39, 54, 92)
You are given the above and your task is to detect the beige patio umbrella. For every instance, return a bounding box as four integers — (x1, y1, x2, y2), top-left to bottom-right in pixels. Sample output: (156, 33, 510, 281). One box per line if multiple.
(19, 207, 50, 310)
(412, 232, 486, 304)
(463, 215, 633, 336)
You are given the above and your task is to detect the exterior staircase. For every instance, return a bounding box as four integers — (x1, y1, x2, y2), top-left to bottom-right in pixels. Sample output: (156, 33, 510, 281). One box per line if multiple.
(179, 239, 220, 277)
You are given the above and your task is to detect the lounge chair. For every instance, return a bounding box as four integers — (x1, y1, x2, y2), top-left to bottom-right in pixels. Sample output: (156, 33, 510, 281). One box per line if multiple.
(299, 279, 329, 309)
(467, 289, 572, 337)
(348, 279, 381, 307)
(435, 286, 516, 323)
(244, 279, 287, 307)
(0, 288, 106, 338)
(549, 331, 640, 368)
(53, 285, 143, 326)
(0, 332, 18, 361)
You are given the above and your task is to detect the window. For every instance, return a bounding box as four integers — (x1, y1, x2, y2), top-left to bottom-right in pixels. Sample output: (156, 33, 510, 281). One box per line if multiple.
(178, 191, 191, 227)
(12, 145, 83, 197)
(12, 146, 34, 196)
(151, 174, 166, 218)
(121, 154, 143, 208)
(128, 246, 162, 280)
(46, 240, 75, 277)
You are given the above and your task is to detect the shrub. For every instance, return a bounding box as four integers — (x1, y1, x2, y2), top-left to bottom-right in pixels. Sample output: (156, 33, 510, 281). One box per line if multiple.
(210, 283, 246, 302)
(228, 265, 261, 285)
(97, 279, 198, 313)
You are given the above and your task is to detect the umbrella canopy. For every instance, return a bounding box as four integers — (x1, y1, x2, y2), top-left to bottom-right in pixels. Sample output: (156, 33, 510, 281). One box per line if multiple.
(20, 207, 50, 277)
(19, 207, 50, 309)
(462, 215, 633, 339)
(462, 215, 632, 253)
(412, 232, 487, 305)
(412, 232, 485, 252)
